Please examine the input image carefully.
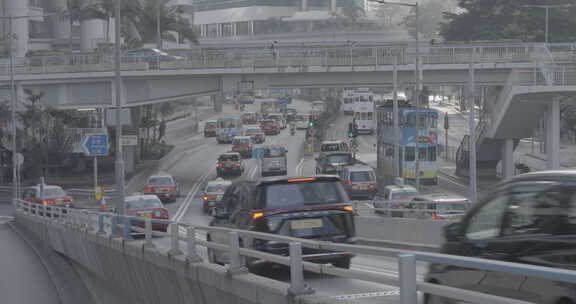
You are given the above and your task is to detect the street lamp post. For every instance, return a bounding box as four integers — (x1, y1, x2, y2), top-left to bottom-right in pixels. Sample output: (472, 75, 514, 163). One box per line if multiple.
(368, 0, 421, 189)
(114, 0, 126, 215)
(522, 3, 576, 45)
(2, 12, 57, 201)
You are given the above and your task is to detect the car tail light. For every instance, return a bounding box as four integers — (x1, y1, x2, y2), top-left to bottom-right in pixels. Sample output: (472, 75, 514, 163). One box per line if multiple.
(64, 197, 74, 203)
(368, 183, 376, 189)
(217, 163, 223, 167)
(431, 212, 443, 220)
(167, 186, 176, 192)
(252, 212, 264, 220)
(342, 206, 354, 212)
(233, 163, 241, 167)
(42, 201, 49, 206)
(143, 187, 152, 193)
(204, 195, 215, 201)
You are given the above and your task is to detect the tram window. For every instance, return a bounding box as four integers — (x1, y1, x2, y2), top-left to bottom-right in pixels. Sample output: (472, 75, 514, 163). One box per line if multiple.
(405, 147, 415, 161)
(368, 112, 374, 120)
(419, 147, 427, 160)
(428, 146, 437, 161)
(354, 112, 360, 119)
(385, 146, 394, 157)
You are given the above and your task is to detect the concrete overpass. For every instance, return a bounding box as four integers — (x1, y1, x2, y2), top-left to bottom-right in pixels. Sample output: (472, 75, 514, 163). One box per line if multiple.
(0, 43, 570, 109)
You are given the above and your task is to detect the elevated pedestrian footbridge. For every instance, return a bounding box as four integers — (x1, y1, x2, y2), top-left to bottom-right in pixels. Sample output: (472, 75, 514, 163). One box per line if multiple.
(0, 43, 570, 108)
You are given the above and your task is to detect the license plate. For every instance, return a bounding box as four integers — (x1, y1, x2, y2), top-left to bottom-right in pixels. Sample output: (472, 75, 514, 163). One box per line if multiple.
(138, 213, 152, 218)
(55, 199, 63, 203)
(291, 219, 323, 230)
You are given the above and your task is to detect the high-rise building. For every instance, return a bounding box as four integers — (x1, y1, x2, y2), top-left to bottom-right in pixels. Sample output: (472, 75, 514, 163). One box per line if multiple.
(193, 0, 372, 39)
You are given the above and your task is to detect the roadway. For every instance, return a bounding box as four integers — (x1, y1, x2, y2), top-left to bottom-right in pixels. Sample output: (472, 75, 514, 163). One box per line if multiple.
(119, 99, 435, 303)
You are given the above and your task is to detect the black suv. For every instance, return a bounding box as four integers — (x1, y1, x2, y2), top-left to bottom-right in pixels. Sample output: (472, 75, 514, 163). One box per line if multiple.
(208, 176, 355, 270)
(426, 171, 576, 304)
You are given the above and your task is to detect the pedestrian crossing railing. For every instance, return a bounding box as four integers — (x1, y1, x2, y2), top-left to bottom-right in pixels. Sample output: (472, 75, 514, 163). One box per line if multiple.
(14, 198, 576, 304)
(0, 43, 565, 76)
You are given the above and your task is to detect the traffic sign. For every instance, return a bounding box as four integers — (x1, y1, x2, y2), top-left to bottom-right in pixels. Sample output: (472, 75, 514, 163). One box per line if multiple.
(82, 134, 109, 156)
(121, 135, 138, 146)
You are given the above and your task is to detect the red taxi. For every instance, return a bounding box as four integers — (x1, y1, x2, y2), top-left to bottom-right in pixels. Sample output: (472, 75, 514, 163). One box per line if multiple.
(143, 174, 179, 203)
(22, 185, 74, 207)
(231, 136, 253, 158)
(125, 195, 169, 232)
(260, 119, 280, 135)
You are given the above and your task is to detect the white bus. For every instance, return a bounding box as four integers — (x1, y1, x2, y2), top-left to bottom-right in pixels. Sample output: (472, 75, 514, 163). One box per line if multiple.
(353, 88, 375, 135)
(341, 88, 355, 115)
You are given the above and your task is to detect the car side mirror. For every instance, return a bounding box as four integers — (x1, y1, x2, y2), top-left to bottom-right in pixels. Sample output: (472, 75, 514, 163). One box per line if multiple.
(443, 222, 463, 241)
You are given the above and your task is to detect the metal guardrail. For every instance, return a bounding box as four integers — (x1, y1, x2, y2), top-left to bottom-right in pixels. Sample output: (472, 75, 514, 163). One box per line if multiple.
(15, 198, 576, 304)
(0, 44, 562, 76)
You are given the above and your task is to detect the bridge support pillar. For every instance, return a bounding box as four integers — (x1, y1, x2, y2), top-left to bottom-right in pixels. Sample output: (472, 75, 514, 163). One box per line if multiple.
(501, 139, 514, 179)
(545, 99, 560, 170)
(301, 0, 308, 11)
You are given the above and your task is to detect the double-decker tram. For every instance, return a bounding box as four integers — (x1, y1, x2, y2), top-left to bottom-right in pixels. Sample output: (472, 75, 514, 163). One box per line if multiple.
(377, 100, 439, 185)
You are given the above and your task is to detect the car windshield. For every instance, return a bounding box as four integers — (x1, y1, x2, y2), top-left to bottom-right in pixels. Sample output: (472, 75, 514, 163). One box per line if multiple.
(246, 129, 261, 135)
(148, 177, 173, 185)
(263, 147, 285, 157)
(126, 198, 162, 209)
(219, 154, 239, 161)
(322, 144, 341, 152)
(205, 122, 216, 128)
(295, 115, 308, 121)
(350, 171, 375, 182)
(206, 184, 228, 193)
(45, 188, 66, 198)
(233, 138, 250, 145)
(261, 120, 275, 126)
(390, 191, 418, 200)
(261, 181, 345, 209)
(327, 154, 352, 164)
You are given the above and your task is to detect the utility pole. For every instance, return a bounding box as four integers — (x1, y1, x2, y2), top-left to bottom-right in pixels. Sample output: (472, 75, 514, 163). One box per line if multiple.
(468, 51, 477, 203)
(156, 0, 162, 49)
(114, 0, 126, 215)
(393, 58, 400, 179)
(9, 15, 16, 201)
(1, 12, 56, 200)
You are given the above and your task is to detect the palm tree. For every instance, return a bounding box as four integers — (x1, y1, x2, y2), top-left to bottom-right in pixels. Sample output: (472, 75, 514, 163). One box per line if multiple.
(138, 0, 198, 46)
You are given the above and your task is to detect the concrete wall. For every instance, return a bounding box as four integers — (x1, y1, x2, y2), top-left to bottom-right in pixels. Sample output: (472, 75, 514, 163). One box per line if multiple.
(16, 213, 298, 304)
(355, 216, 448, 246)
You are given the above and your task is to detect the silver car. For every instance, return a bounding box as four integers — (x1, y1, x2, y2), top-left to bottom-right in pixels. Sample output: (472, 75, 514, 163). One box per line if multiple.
(260, 145, 288, 177)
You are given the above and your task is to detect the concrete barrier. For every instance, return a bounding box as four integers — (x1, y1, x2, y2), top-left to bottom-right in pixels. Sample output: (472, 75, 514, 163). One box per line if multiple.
(16, 213, 300, 304)
(355, 216, 448, 246)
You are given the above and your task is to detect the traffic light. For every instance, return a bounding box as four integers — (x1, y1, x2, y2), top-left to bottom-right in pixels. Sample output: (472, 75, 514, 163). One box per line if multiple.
(348, 122, 354, 138)
(348, 122, 358, 138)
(309, 121, 315, 128)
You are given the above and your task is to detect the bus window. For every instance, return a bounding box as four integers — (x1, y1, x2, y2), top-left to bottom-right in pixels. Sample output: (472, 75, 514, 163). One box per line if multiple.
(405, 147, 415, 161)
(419, 147, 427, 160)
(428, 147, 437, 161)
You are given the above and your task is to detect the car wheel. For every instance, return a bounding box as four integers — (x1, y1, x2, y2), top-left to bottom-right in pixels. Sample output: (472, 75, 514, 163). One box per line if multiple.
(332, 257, 351, 269)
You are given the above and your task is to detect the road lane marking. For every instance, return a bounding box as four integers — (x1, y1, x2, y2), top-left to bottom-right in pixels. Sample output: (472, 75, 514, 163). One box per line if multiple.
(328, 290, 400, 300)
(173, 165, 214, 221)
(295, 158, 305, 176)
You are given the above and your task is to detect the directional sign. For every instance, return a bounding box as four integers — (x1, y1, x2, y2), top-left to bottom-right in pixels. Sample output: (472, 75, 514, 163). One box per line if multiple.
(82, 134, 109, 156)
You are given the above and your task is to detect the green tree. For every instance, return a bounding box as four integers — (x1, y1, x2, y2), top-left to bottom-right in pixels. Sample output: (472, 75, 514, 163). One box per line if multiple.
(441, 0, 576, 42)
(138, 0, 198, 45)
(400, 0, 457, 40)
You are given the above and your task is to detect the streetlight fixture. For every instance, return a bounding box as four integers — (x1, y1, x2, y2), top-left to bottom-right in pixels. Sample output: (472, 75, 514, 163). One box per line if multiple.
(368, 0, 422, 189)
(1, 12, 57, 201)
(114, 0, 126, 215)
(522, 2, 576, 45)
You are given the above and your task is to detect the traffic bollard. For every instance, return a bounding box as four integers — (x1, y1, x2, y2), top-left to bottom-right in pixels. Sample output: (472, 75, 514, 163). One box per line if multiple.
(186, 226, 201, 262)
(168, 223, 182, 256)
(144, 219, 155, 248)
(399, 253, 417, 304)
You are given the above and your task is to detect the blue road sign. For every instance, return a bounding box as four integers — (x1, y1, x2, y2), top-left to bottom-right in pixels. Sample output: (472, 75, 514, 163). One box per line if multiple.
(252, 147, 264, 160)
(82, 134, 109, 156)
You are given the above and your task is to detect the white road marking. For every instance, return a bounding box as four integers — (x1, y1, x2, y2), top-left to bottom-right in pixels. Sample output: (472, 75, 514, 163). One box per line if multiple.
(173, 165, 215, 221)
(328, 290, 400, 300)
(295, 158, 305, 176)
